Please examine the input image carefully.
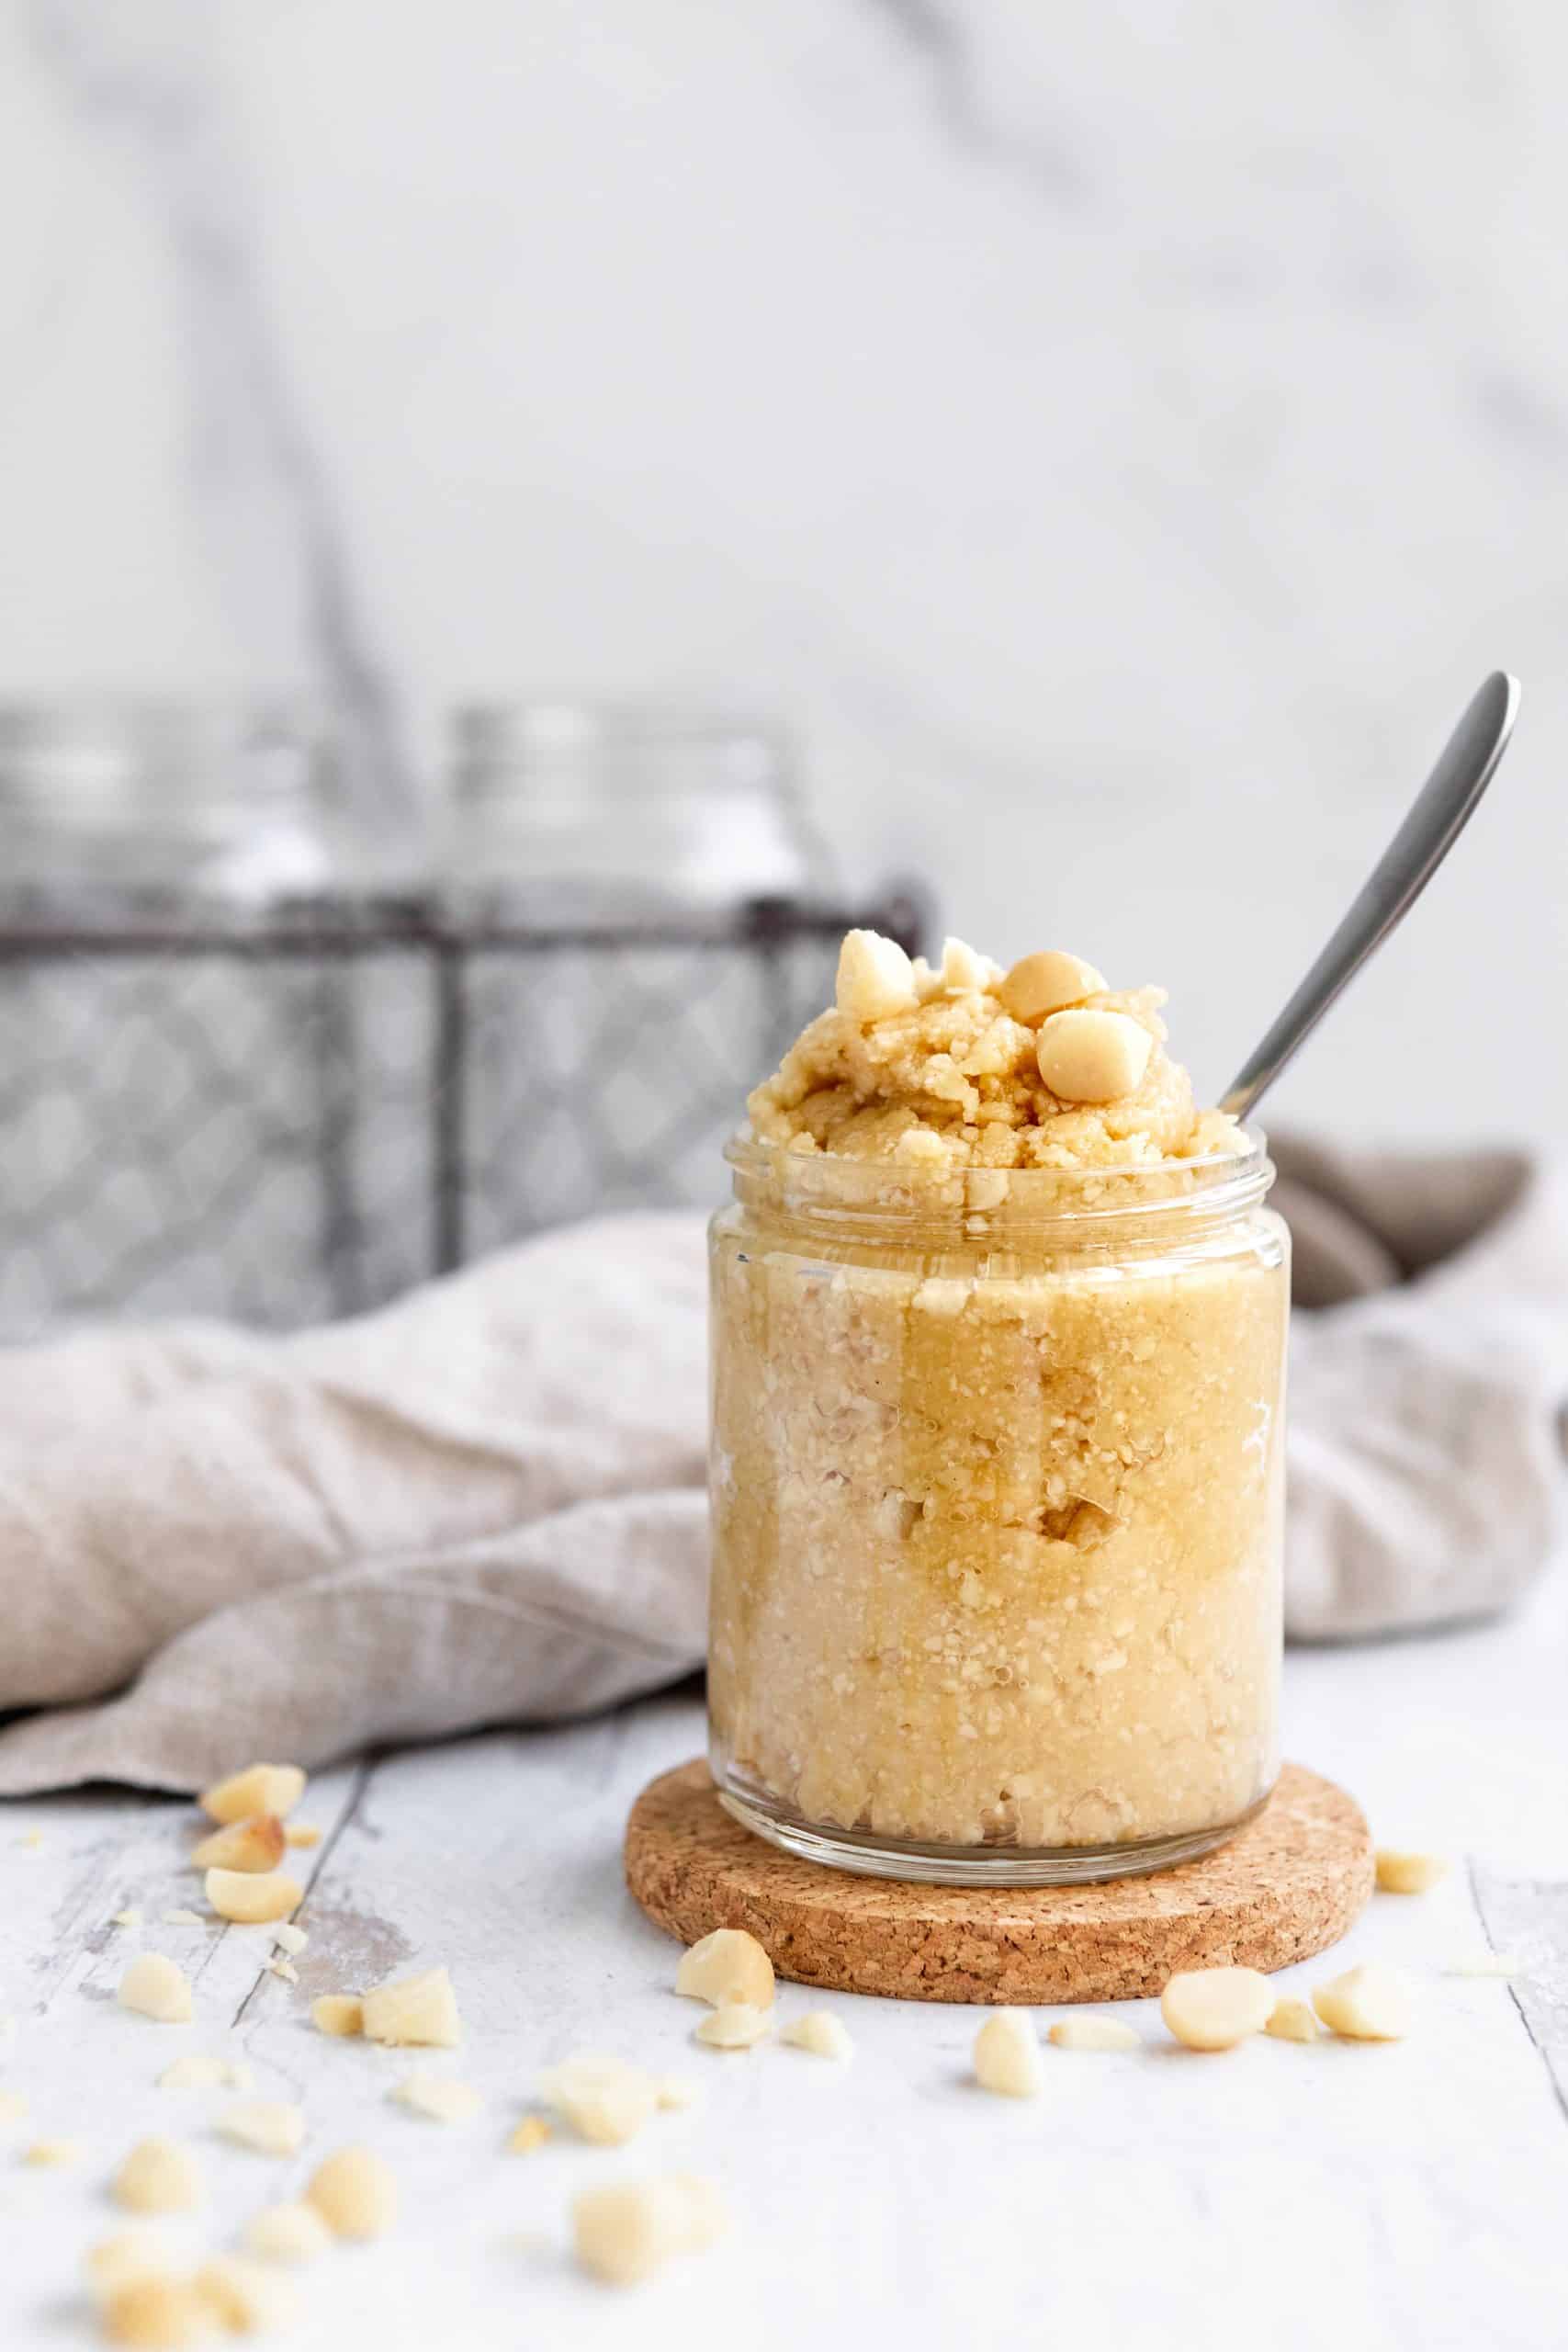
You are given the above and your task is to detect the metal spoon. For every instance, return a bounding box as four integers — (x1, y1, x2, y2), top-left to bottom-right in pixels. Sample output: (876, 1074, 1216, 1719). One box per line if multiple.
(1220, 671, 1520, 1123)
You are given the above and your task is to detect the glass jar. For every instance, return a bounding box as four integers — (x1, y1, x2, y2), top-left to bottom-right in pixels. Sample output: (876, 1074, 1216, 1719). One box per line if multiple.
(443, 699, 827, 920)
(0, 698, 341, 907)
(707, 1136, 1289, 1884)
(0, 698, 431, 1334)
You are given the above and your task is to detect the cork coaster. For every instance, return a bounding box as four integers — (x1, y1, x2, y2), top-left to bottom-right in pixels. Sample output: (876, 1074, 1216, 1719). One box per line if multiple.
(625, 1760, 1371, 2005)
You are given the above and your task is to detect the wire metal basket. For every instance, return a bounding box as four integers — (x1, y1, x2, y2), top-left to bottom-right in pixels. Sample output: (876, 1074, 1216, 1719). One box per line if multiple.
(0, 889, 923, 1338)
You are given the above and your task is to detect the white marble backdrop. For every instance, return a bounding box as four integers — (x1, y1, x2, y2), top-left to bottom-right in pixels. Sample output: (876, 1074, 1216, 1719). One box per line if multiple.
(2, 0, 1565, 1139)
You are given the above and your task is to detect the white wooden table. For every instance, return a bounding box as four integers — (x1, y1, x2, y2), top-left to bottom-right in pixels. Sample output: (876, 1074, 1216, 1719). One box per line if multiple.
(3, 1570, 1565, 2351)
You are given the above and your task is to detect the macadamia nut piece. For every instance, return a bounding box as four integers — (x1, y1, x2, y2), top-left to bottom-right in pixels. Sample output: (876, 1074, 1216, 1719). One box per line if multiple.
(694, 2002, 771, 2052)
(85, 2232, 186, 2309)
(1047, 2016, 1140, 2052)
(204, 1869, 301, 1926)
(973, 2008, 1043, 2098)
(307, 2144, 398, 2240)
(781, 2012, 853, 2061)
(937, 936, 999, 994)
(998, 949, 1108, 1024)
(835, 930, 918, 1023)
(310, 1994, 363, 2039)
(100, 2277, 209, 2349)
(538, 2053, 658, 2144)
(391, 2073, 481, 2125)
(674, 1928, 775, 2011)
(361, 1965, 461, 2048)
(198, 1766, 306, 1826)
(112, 2138, 204, 2215)
(1313, 1963, 1412, 2041)
(1265, 1996, 1322, 2043)
(507, 2116, 552, 2154)
(243, 2201, 333, 2266)
(217, 2100, 305, 2158)
(156, 2055, 230, 2092)
(1160, 1966, 1273, 2052)
(1374, 1849, 1450, 1894)
(118, 1955, 193, 2026)
(196, 2256, 299, 2335)
(572, 2175, 728, 2288)
(1036, 1008, 1153, 1102)
(190, 1816, 286, 1874)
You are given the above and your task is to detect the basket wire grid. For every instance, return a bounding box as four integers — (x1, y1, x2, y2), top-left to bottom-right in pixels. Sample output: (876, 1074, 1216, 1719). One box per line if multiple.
(0, 892, 923, 1337)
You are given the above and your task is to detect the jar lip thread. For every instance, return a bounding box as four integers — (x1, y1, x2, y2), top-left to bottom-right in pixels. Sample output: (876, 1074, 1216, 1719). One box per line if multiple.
(725, 1126, 1275, 1233)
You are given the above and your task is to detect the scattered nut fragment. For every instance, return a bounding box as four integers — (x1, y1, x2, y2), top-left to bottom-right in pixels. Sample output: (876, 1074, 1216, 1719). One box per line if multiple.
(217, 2100, 305, 2158)
(284, 1824, 321, 1850)
(780, 2012, 853, 2061)
(306, 2144, 398, 2241)
(835, 929, 918, 1023)
(264, 1958, 298, 1986)
(160, 1911, 206, 1929)
(539, 2052, 658, 2144)
(1047, 2016, 1140, 2052)
(243, 2200, 333, 2266)
(572, 2175, 728, 2288)
(198, 1766, 306, 1826)
(100, 2277, 209, 2349)
(391, 2073, 481, 2125)
(17, 1827, 43, 1851)
(361, 1964, 461, 2049)
(196, 2256, 298, 2336)
(310, 1994, 363, 2040)
(998, 949, 1108, 1025)
(113, 2137, 204, 2214)
(190, 1816, 287, 1875)
(111, 1908, 144, 1930)
(1374, 1849, 1450, 1895)
(1313, 1963, 1412, 2042)
(204, 1868, 301, 1927)
(85, 2231, 185, 2309)
(1160, 1967, 1273, 2052)
(694, 2002, 771, 2052)
(0, 2087, 27, 2124)
(157, 2055, 231, 2092)
(654, 2077, 699, 2112)
(506, 2116, 552, 2155)
(973, 2008, 1043, 2098)
(674, 1928, 775, 2011)
(272, 1924, 309, 1958)
(1265, 1996, 1322, 2044)
(1036, 1008, 1153, 1103)
(118, 1955, 194, 2026)
(24, 2137, 84, 2166)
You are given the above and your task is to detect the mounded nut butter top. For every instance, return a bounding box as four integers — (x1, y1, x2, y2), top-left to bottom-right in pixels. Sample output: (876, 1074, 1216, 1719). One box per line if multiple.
(746, 931, 1242, 1172)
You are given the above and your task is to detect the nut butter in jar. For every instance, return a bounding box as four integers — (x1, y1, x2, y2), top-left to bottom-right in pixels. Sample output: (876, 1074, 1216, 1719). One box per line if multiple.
(706, 933, 1290, 1884)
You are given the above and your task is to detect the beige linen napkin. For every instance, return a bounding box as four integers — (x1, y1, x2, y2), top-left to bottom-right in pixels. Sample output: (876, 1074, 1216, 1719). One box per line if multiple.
(0, 1146, 1562, 1793)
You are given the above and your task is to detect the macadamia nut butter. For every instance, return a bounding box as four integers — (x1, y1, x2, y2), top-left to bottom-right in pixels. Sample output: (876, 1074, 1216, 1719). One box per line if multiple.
(707, 932, 1289, 1883)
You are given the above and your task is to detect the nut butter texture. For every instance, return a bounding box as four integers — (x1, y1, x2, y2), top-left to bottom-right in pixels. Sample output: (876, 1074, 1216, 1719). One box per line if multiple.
(708, 933, 1289, 1863)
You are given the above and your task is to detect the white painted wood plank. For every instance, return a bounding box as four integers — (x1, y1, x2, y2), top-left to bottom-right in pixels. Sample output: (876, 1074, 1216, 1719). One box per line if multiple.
(0, 1577, 1564, 2351)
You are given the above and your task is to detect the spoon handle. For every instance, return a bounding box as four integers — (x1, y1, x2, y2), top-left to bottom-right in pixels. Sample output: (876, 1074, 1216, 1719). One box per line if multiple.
(1219, 671, 1521, 1125)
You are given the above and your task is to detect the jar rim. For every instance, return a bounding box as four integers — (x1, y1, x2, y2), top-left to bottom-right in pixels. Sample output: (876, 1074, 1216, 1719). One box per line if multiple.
(725, 1125, 1274, 1230)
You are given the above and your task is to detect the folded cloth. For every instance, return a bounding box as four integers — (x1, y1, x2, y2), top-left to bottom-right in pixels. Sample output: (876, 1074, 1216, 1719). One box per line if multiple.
(0, 1144, 1562, 1794)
